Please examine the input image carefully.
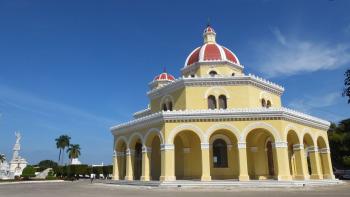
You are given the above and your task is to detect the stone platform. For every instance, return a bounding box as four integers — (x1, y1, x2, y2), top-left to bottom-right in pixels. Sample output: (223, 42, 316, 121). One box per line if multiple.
(106, 179, 343, 188)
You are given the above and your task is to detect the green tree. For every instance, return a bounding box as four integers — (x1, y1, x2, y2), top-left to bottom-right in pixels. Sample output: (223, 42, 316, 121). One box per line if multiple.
(55, 135, 71, 165)
(328, 118, 350, 168)
(0, 154, 5, 163)
(21, 166, 36, 180)
(67, 144, 81, 161)
(343, 69, 350, 103)
(38, 160, 58, 171)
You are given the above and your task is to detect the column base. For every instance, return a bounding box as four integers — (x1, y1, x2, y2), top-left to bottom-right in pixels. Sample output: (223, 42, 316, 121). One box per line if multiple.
(201, 175, 211, 181)
(310, 174, 323, 180)
(277, 175, 293, 181)
(238, 175, 250, 181)
(160, 176, 176, 181)
(112, 176, 119, 181)
(293, 175, 309, 180)
(140, 176, 150, 181)
(124, 176, 133, 181)
(323, 174, 335, 180)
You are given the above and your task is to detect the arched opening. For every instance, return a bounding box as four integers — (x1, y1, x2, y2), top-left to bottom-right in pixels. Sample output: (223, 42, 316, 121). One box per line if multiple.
(218, 95, 227, 109)
(232, 73, 235, 77)
(208, 95, 217, 109)
(287, 130, 301, 179)
(261, 99, 266, 107)
(303, 133, 315, 176)
(174, 130, 202, 180)
(246, 129, 276, 180)
(116, 140, 127, 180)
(168, 102, 173, 111)
(150, 137, 161, 180)
(133, 142, 143, 180)
(213, 139, 228, 168)
(209, 130, 239, 180)
(317, 136, 328, 178)
(209, 70, 217, 77)
(266, 100, 271, 108)
(162, 103, 168, 111)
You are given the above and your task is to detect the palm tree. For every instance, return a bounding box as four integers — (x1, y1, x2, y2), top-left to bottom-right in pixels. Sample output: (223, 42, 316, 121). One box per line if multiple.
(343, 69, 350, 103)
(66, 144, 81, 162)
(0, 154, 6, 163)
(55, 135, 71, 165)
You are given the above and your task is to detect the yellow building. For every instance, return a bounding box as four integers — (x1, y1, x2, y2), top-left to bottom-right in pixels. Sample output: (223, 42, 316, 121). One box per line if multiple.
(110, 26, 335, 182)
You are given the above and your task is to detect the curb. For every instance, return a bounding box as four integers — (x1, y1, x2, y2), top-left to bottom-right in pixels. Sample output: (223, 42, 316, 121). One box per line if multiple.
(0, 180, 65, 185)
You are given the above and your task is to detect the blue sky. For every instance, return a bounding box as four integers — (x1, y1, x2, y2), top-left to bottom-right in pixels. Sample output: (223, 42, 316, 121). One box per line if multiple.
(0, 0, 349, 165)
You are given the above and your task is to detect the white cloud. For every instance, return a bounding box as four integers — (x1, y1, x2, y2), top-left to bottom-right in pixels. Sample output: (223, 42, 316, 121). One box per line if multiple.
(258, 28, 350, 77)
(0, 84, 115, 127)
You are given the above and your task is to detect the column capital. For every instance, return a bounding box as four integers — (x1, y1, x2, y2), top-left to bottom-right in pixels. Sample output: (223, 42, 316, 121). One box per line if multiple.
(237, 142, 246, 149)
(319, 147, 330, 154)
(160, 144, 174, 151)
(142, 146, 152, 153)
(201, 143, 210, 149)
(307, 146, 319, 153)
(126, 148, 135, 155)
(272, 141, 288, 148)
(292, 144, 304, 151)
(116, 151, 126, 157)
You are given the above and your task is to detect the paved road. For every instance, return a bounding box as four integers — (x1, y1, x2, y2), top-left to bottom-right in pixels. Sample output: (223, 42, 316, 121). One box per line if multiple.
(0, 180, 349, 197)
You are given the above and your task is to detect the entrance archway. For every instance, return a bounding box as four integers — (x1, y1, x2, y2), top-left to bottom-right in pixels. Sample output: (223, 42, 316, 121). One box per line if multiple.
(116, 139, 127, 180)
(174, 130, 202, 180)
(246, 129, 276, 180)
(150, 137, 161, 180)
(133, 142, 142, 180)
(317, 136, 329, 179)
(303, 133, 315, 176)
(287, 130, 301, 179)
(208, 130, 239, 179)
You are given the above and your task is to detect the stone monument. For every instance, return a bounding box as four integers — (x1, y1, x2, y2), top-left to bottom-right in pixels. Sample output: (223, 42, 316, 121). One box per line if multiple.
(0, 132, 28, 179)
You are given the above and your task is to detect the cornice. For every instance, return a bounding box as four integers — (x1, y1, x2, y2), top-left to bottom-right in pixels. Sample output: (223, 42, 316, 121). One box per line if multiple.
(181, 61, 244, 74)
(110, 107, 330, 135)
(147, 74, 285, 99)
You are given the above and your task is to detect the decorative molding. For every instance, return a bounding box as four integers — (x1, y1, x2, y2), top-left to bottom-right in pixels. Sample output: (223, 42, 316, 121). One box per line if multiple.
(237, 142, 246, 149)
(292, 144, 304, 151)
(272, 141, 288, 148)
(110, 107, 330, 135)
(143, 128, 164, 145)
(241, 122, 282, 142)
(142, 146, 152, 153)
(200, 143, 210, 149)
(306, 146, 319, 153)
(160, 144, 174, 151)
(133, 108, 151, 119)
(147, 74, 284, 100)
(126, 149, 135, 156)
(319, 148, 330, 154)
(182, 61, 244, 75)
(167, 123, 205, 144)
(116, 151, 126, 157)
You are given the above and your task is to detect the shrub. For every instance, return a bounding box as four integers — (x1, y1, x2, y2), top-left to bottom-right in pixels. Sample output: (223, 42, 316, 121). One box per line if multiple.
(21, 166, 36, 180)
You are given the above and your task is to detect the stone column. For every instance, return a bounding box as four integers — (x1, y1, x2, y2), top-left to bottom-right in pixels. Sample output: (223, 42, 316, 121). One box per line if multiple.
(308, 146, 323, 179)
(112, 151, 119, 180)
(200, 143, 211, 181)
(237, 142, 249, 181)
(319, 148, 335, 179)
(140, 146, 151, 181)
(273, 141, 292, 181)
(292, 144, 309, 180)
(159, 144, 176, 181)
(125, 148, 134, 181)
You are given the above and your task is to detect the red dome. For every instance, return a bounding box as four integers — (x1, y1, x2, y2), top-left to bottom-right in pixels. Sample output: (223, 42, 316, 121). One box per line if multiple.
(154, 72, 175, 81)
(184, 26, 240, 67)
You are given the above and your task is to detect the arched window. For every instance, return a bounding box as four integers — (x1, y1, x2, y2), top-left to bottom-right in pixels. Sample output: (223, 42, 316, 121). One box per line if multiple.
(266, 100, 271, 108)
(168, 102, 173, 111)
(232, 73, 235, 76)
(162, 103, 167, 111)
(209, 70, 217, 77)
(208, 95, 217, 109)
(213, 139, 228, 168)
(218, 95, 227, 109)
(261, 99, 266, 107)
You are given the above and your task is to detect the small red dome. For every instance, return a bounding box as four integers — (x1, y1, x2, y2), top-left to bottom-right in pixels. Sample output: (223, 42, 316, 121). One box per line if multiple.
(154, 72, 175, 81)
(204, 25, 215, 34)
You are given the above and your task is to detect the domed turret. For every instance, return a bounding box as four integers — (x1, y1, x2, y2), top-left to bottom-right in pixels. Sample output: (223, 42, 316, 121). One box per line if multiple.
(149, 69, 175, 90)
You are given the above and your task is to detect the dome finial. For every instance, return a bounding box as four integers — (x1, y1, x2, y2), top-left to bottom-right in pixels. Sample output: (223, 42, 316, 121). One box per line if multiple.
(203, 22, 216, 44)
